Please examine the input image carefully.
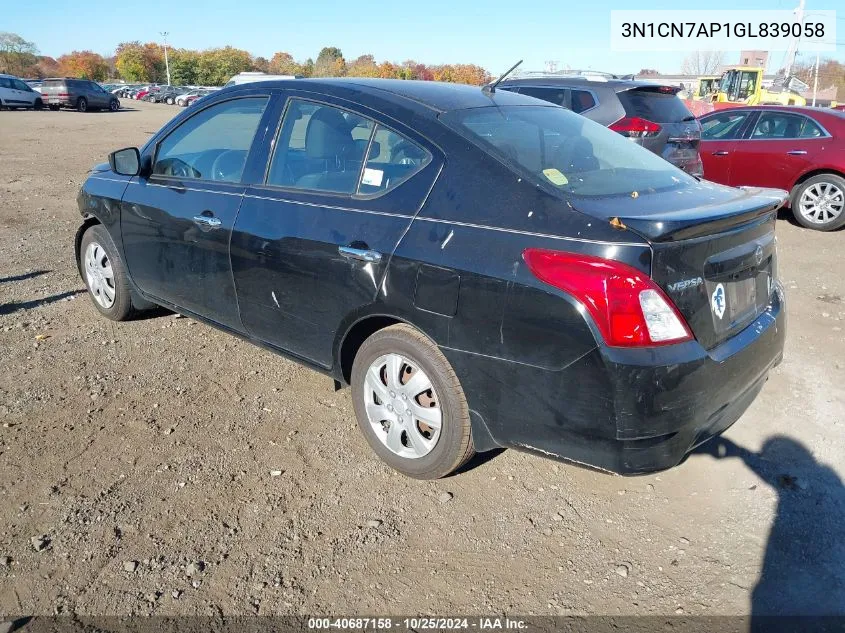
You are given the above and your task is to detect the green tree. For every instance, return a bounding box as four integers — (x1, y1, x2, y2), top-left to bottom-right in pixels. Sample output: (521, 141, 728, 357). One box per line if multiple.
(313, 46, 345, 77)
(114, 42, 164, 82)
(196, 47, 253, 85)
(0, 32, 38, 76)
(169, 49, 200, 85)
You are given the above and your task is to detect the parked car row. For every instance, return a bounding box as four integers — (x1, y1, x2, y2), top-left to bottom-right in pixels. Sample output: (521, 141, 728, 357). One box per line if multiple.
(2, 74, 120, 112)
(111, 83, 219, 107)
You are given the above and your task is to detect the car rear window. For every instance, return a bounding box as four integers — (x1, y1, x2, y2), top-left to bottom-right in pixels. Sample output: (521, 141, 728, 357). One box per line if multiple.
(441, 105, 694, 198)
(42, 79, 66, 87)
(617, 88, 694, 123)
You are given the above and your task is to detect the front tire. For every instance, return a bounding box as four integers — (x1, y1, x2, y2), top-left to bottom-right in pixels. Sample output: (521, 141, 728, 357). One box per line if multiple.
(791, 173, 845, 231)
(79, 225, 136, 321)
(76, 97, 88, 112)
(33, 98, 43, 110)
(350, 324, 475, 479)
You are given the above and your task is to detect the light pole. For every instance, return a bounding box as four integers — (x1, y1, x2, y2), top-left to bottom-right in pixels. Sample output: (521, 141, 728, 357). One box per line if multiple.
(160, 31, 171, 86)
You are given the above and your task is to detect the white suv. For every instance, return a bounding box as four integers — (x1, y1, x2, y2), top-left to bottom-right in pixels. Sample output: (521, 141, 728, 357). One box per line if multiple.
(0, 74, 44, 109)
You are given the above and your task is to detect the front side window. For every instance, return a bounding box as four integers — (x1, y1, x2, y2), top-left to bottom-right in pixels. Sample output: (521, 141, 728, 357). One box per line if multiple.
(0, 78, 13, 89)
(751, 112, 806, 139)
(357, 126, 431, 195)
(153, 97, 268, 182)
(267, 100, 374, 194)
(441, 105, 695, 197)
(701, 111, 751, 140)
(12, 79, 31, 91)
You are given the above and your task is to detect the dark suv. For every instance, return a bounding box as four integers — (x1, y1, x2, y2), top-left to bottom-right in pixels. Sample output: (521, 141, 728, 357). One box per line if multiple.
(40, 78, 120, 112)
(500, 74, 703, 176)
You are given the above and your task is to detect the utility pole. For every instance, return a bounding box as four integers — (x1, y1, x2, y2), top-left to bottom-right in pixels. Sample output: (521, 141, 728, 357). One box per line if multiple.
(160, 31, 171, 85)
(782, 0, 805, 78)
(812, 52, 819, 107)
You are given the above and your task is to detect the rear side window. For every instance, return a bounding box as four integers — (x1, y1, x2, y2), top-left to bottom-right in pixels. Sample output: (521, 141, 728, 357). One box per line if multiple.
(799, 117, 825, 138)
(153, 97, 268, 182)
(358, 126, 431, 195)
(618, 88, 693, 123)
(0, 78, 12, 89)
(519, 87, 567, 107)
(701, 111, 752, 139)
(267, 100, 374, 194)
(571, 90, 596, 113)
(442, 105, 694, 198)
(751, 112, 807, 139)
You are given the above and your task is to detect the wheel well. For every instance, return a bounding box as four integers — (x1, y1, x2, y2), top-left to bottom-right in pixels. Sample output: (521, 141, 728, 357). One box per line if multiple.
(791, 169, 845, 204)
(74, 217, 101, 277)
(338, 316, 402, 385)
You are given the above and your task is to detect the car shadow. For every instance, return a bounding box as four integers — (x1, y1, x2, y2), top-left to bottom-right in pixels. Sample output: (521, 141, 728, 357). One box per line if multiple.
(0, 289, 85, 316)
(695, 435, 845, 626)
(450, 447, 506, 476)
(0, 270, 50, 283)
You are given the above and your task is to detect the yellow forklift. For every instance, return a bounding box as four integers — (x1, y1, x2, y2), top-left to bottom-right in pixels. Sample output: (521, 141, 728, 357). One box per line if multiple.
(711, 67, 807, 109)
(695, 76, 720, 101)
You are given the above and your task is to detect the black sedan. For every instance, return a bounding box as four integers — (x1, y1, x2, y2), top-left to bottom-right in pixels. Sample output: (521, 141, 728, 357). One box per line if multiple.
(75, 79, 787, 479)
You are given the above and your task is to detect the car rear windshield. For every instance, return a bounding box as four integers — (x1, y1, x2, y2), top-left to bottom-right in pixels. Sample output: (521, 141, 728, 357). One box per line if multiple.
(440, 105, 694, 198)
(617, 87, 695, 123)
(42, 79, 66, 87)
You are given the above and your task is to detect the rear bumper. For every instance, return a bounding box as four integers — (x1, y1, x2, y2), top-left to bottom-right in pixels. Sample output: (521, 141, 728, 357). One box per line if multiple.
(447, 283, 786, 474)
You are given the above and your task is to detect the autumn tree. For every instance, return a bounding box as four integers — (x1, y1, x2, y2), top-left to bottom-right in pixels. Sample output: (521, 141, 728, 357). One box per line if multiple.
(313, 46, 345, 77)
(32, 56, 60, 78)
(196, 47, 253, 85)
(115, 41, 165, 82)
(169, 49, 201, 85)
(346, 54, 380, 78)
(681, 51, 724, 75)
(252, 56, 269, 73)
(268, 51, 310, 77)
(0, 32, 38, 76)
(58, 51, 109, 81)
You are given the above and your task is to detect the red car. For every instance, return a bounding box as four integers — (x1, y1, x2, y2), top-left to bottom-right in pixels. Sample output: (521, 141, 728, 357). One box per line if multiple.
(700, 106, 845, 231)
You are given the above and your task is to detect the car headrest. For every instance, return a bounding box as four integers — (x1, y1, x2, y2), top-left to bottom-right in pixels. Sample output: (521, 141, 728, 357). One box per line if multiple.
(305, 107, 354, 159)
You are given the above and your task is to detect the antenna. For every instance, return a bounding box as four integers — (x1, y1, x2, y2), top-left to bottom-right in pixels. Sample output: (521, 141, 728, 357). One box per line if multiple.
(482, 60, 523, 96)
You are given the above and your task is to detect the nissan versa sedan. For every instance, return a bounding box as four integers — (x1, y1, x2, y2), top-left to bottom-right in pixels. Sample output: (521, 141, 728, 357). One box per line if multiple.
(75, 79, 787, 479)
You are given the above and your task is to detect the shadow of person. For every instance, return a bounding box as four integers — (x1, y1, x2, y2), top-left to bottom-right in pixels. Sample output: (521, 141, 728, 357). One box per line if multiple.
(699, 435, 845, 629)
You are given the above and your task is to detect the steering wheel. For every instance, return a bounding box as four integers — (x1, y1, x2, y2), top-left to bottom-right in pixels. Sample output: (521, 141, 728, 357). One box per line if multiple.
(210, 150, 245, 182)
(162, 158, 200, 179)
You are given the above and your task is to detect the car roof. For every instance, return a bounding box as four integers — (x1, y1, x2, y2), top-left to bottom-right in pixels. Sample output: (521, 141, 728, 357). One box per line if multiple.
(703, 105, 845, 120)
(498, 77, 674, 92)
(221, 78, 540, 113)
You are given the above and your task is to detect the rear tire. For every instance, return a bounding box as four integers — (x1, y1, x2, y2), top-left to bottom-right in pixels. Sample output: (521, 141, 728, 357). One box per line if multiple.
(350, 324, 475, 479)
(109, 99, 119, 112)
(791, 173, 845, 231)
(76, 97, 88, 112)
(79, 225, 137, 321)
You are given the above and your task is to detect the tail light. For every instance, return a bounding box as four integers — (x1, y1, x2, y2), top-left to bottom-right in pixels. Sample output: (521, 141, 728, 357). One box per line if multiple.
(57, 93, 69, 98)
(609, 116, 662, 139)
(522, 249, 693, 347)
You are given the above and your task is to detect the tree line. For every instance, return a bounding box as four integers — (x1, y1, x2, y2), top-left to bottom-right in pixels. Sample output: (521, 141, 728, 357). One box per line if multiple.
(0, 32, 491, 86)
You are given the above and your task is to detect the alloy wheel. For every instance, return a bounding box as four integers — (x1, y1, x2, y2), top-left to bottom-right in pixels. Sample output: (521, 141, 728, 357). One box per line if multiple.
(363, 353, 442, 459)
(799, 181, 844, 225)
(84, 241, 116, 309)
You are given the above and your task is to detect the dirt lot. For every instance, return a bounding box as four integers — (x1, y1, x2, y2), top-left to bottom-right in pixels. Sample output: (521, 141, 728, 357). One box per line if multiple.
(0, 101, 843, 618)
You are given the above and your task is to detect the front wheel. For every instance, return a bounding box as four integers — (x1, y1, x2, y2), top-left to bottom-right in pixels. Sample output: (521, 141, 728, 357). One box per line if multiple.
(33, 98, 43, 110)
(350, 324, 475, 479)
(792, 174, 845, 231)
(76, 97, 88, 112)
(79, 225, 137, 321)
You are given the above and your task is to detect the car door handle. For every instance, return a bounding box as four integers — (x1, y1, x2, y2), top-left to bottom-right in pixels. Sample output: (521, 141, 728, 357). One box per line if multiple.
(192, 214, 221, 228)
(711, 151, 730, 156)
(786, 150, 807, 156)
(339, 246, 382, 263)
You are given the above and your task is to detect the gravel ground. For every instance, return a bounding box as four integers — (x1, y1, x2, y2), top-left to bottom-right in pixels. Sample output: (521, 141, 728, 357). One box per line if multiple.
(0, 100, 843, 618)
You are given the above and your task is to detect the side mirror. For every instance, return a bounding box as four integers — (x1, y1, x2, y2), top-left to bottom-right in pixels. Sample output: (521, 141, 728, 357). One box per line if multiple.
(108, 147, 141, 176)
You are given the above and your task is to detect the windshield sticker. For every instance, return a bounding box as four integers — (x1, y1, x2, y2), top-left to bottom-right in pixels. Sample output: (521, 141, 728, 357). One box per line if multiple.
(542, 168, 568, 186)
(361, 168, 384, 187)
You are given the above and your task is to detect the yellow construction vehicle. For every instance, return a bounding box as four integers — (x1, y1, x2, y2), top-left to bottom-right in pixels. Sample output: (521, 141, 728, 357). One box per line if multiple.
(694, 76, 720, 101)
(711, 67, 807, 109)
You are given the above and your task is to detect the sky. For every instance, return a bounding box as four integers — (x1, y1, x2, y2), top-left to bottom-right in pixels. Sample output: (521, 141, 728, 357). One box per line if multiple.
(5, 0, 843, 75)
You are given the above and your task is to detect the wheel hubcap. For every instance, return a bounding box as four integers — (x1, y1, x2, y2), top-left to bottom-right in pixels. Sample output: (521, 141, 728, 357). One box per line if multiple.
(84, 242, 116, 308)
(799, 182, 844, 225)
(363, 353, 442, 459)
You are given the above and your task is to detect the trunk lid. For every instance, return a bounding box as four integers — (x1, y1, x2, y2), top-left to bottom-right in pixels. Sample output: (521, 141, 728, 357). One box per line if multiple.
(574, 184, 787, 349)
(39, 79, 67, 98)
